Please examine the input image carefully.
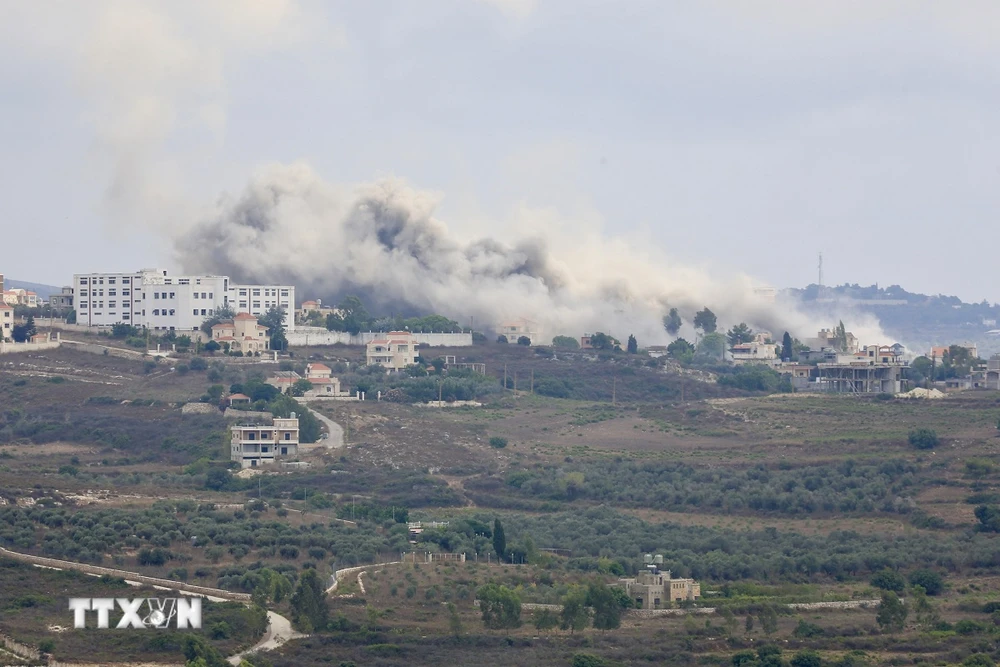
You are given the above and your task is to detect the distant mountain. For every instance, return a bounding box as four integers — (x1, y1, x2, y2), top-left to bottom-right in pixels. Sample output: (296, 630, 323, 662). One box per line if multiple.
(4, 280, 61, 300)
(785, 283, 1000, 355)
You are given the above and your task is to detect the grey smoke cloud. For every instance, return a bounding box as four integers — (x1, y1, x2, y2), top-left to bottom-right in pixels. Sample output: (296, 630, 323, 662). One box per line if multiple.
(177, 162, 886, 345)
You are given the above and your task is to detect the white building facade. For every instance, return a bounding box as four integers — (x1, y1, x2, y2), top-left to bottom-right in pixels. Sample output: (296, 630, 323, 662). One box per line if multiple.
(230, 416, 300, 468)
(72, 269, 295, 332)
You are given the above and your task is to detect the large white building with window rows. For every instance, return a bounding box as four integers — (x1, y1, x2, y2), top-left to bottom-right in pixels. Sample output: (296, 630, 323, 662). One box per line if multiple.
(72, 269, 295, 332)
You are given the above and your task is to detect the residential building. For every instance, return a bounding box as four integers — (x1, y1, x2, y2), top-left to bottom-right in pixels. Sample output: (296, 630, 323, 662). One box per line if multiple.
(861, 345, 904, 365)
(366, 331, 419, 370)
(0, 273, 4, 293)
(931, 343, 978, 360)
(2, 291, 18, 306)
(266, 370, 302, 393)
(986, 355, 1000, 390)
(297, 299, 342, 323)
(730, 340, 778, 364)
(646, 345, 668, 358)
(227, 283, 295, 330)
(211, 313, 271, 355)
(496, 317, 539, 345)
(72, 269, 294, 332)
(2, 289, 40, 308)
(49, 287, 74, 311)
(806, 328, 859, 353)
(0, 302, 12, 339)
(303, 362, 343, 395)
(230, 416, 299, 468)
(618, 556, 700, 609)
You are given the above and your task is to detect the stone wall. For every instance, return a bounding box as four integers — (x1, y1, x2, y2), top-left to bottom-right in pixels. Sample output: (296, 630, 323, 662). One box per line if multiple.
(287, 329, 472, 348)
(0, 340, 61, 355)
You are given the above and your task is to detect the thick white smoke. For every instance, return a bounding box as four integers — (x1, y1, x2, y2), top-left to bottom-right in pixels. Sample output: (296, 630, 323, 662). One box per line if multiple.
(176, 162, 892, 346)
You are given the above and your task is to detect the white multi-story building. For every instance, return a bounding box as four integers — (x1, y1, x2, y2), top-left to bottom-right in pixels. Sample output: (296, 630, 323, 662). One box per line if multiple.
(72, 269, 294, 333)
(227, 284, 295, 328)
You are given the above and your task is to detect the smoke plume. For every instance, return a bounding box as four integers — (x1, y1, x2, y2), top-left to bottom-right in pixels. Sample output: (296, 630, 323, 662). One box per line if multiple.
(177, 162, 890, 346)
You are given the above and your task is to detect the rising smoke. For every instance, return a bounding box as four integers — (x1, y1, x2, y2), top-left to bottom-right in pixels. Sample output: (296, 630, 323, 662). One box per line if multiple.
(176, 162, 889, 345)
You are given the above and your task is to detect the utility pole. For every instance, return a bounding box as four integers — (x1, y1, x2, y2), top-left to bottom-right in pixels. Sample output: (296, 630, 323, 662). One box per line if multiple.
(530, 368, 534, 394)
(612, 376, 617, 406)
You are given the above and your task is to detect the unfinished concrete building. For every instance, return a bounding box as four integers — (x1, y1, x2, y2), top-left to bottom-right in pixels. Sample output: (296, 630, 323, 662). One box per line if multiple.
(618, 555, 700, 609)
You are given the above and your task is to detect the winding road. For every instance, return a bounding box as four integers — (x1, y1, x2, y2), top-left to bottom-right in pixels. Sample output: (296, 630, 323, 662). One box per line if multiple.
(295, 399, 345, 449)
(0, 546, 303, 664)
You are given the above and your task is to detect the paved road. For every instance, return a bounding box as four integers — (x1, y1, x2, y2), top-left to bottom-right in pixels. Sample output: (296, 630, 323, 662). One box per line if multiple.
(227, 611, 306, 665)
(296, 401, 345, 449)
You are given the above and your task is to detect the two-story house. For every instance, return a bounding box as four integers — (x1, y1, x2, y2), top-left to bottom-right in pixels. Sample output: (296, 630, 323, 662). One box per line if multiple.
(366, 331, 418, 370)
(211, 312, 270, 355)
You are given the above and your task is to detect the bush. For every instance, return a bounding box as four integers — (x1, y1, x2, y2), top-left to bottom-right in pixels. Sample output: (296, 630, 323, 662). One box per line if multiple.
(175, 364, 190, 375)
(870, 568, 905, 592)
(143, 360, 157, 374)
(489, 437, 508, 449)
(908, 428, 939, 450)
(189, 357, 208, 371)
(138, 547, 170, 566)
(909, 569, 944, 595)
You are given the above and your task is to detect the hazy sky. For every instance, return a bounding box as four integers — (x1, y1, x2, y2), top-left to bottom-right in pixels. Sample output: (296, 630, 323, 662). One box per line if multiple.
(3, 1, 1000, 302)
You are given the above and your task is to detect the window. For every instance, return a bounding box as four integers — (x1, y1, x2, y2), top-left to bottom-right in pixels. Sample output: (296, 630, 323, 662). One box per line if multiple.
(98, 278, 104, 284)
(252, 289, 260, 296)
(98, 289, 104, 296)
(280, 289, 289, 296)
(109, 301, 116, 308)
(154, 293, 159, 299)
(80, 290, 88, 297)
(208, 309, 213, 316)
(200, 309, 207, 316)
(193, 293, 199, 300)
(208, 292, 213, 299)
(108, 278, 116, 284)
(79, 278, 88, 285)
(179, 279, 189, 285)
(284, 432, 291, 440)
(239, 289, 247, 296)
(122, 278, 131, 284)
(252, 301, 260, 308)
(239, 301, 247, 308)
(122, 289, 130, 296)
(193, 309, 199, 316)
(98, 301, 104, 308)
(169, 292, 175, 299)
(196, 279, 202, 285)
(79, 303, 87, 310)
(108, 289, 116, 296)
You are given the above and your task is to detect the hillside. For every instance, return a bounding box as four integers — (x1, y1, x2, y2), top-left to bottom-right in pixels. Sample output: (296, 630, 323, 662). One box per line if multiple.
(3, 279, 61, 300)
(788, 282, 1000, 354)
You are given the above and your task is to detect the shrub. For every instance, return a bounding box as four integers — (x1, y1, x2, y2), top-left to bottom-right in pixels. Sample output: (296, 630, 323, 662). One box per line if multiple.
(175, 364, 190, 375)
(489, 437, 508, 449)
(870, 568, 905, 592)
(908, 428, 939, 450)
(189, 357, 208, 371)
(143, 360, 157, 374)
(909, 569, 944, 595)
(138, 547, 170, 566)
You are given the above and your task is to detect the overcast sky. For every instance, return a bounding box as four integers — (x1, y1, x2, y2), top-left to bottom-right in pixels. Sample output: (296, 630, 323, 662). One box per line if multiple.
(2, 1, 1000, 302)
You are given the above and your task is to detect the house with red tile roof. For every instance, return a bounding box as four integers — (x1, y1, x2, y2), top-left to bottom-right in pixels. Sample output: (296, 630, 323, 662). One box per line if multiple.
(366, 331, 418, 370)
(211, 312, 270, 355)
